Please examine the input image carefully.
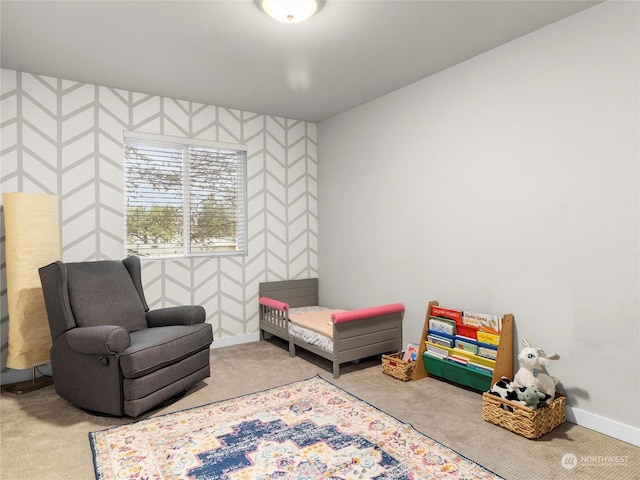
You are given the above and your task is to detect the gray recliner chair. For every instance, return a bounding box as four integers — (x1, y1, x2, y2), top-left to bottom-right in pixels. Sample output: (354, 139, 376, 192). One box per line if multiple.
(38, 256, 213, 417)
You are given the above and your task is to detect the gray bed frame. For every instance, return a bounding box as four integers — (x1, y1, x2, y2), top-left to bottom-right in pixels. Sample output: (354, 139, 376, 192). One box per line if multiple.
(259, 278, 404, 378)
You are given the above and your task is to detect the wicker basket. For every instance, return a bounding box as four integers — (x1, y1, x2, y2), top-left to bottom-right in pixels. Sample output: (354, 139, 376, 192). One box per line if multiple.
(482, 392, 567, 439)
(381, 352, 415, 381)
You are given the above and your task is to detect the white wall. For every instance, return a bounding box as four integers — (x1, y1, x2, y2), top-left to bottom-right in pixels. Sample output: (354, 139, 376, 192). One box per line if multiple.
(318, 1, 639, 444)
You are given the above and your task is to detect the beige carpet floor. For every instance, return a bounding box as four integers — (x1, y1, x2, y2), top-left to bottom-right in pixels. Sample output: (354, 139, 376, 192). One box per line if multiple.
(1, 339, 638, 480)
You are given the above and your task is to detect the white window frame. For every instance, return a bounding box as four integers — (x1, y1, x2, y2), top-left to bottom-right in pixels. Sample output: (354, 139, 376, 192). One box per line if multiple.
(123, 131, 248, 259)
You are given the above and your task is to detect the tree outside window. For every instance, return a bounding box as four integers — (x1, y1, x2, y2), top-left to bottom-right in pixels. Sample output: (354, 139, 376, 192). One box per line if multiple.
(124, 133, 247, 258)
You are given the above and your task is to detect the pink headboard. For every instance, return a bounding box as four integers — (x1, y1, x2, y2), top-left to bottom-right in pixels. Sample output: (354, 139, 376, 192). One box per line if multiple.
(259, 297, 289, 311)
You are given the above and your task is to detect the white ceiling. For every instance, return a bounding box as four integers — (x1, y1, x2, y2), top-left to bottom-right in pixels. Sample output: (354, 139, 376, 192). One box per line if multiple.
(1, 0, 601, 122)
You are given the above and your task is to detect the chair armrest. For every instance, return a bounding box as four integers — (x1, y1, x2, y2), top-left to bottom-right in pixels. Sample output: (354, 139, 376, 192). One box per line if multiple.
(146, 305, 206, 327)
(65, 326, 130, 355)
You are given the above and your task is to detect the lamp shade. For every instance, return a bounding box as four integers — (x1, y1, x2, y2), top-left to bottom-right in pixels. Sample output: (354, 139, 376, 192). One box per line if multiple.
(262, 0, 318, 23)
(3, 193, 61, 369)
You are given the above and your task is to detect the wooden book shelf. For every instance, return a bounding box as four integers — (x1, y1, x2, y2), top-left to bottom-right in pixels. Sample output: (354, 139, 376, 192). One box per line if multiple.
(413, 300, 513, 389)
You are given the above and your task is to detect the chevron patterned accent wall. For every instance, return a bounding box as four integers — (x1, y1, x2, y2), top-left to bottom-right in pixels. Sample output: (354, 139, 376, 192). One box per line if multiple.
(0, 69, 318, 378)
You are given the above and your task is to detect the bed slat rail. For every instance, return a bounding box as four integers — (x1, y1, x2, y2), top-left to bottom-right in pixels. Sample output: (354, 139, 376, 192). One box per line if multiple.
(260, 304, 288, 330)
(259, 299, 290, 340)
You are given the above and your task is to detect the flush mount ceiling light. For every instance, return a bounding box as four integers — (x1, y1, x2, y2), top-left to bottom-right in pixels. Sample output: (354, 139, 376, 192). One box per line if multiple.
(262, 0, 319, 24)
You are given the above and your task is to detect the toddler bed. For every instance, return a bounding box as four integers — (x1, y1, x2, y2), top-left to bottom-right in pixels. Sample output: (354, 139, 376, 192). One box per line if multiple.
(259, 278, 404, 378)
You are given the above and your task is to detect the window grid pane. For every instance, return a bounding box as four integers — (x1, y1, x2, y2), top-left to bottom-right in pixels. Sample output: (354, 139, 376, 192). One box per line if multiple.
(124, 136, 246, 258)
(188, 147, 239, 253)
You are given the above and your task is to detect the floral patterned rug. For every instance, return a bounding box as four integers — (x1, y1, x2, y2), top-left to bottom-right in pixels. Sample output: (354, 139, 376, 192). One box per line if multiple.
(89, 376, 502, 479)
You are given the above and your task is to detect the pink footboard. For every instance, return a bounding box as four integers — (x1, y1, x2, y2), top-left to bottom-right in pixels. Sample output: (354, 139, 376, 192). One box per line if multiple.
(332, 303, 405, 324)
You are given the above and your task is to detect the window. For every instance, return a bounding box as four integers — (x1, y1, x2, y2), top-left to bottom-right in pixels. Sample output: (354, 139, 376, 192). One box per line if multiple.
(123, 132, 247, 258)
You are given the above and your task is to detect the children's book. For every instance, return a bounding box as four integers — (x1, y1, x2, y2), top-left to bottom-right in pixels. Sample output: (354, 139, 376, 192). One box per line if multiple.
(462, 311, 503, 332)
(402, 342, 420, 362)
(424, 350, 446, 360)
(455, 338, 478, 354)
(449, 354, 469, 365)
(477, 345, 498, 360)
(426, 343, 449, 359)
(429, 316, 456, 335)
(468, 361, 494, 374)
(431, 306, 462, 323)
(427, 333, 454, 348)
(476, 330, 500, 346)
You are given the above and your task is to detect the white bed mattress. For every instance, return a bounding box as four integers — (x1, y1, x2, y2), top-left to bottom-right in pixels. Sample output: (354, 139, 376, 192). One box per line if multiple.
(288, 306, 346, 353)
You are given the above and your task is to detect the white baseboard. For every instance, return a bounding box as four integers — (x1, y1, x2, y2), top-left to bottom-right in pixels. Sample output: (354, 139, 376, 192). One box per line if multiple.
(566, 405, 640, 447)
(210, 333, 261, 349)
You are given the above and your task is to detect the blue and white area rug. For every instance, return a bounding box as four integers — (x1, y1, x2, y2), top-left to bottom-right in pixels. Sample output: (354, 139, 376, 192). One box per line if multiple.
(90, 376, 502, 479)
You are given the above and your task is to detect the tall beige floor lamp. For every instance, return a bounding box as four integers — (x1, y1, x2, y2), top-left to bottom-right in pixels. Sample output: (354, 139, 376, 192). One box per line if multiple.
(3, 192, 61, 393)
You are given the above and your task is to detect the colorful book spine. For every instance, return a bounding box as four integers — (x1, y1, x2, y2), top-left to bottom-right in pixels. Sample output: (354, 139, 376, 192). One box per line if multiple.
(467, 361, 493, 374)
(426, 343, 449, 359)
(427, 333, 454, 348)
(424, 350, 447, 360)
(431, 306, 462, 323)
(477, 346, 498, 360)
(455, 334, 476, 343)
(449, 354, 469, 365)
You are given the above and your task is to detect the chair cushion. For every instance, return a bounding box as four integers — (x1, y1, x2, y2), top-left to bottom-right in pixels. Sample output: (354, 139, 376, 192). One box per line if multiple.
(119, 323, 213, 379)
(66, 261, 147, 332)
